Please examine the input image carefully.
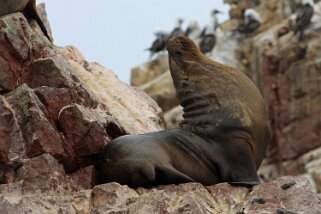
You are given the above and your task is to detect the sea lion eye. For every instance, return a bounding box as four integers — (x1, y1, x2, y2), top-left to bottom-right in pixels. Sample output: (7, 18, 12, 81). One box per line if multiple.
(179, 40, 188, 47)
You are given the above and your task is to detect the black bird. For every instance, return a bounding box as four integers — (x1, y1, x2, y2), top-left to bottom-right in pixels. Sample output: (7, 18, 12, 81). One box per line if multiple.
(237, 9, 262, 34)
(185, 20, 201, 40)
(199, 34, 216, 54)
(169, 18, 185, 38)
(293, 0, 314, 39)
(145, 30, 169, 59)
(198, 11, 220, 54)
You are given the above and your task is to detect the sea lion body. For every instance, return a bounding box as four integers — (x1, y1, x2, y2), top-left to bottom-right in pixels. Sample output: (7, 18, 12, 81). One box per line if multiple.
(0, 0, 51, 41)
(99, 36, 271, 188)
(100, 128, 260, 187)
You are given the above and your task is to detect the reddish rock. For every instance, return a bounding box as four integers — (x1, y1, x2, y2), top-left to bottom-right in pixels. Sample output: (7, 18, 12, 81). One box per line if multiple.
(207, 183, 249, 213)
(58, 104, 124, 171)
(27, 57, 75, 89)
(132, 183, 223, 213)
(5, 84, 65, 160)
(0, 13, 55, 92)
(58, 46, 88, 67)
(68, 165, 96, 190)
(0, 96, 25, 163)
(35, 3, 53, 41)
(91, 182, 139, 213)
(15, 154, 68, 193)
(34, 86, 92, 124)
(244, 176, 321, 213)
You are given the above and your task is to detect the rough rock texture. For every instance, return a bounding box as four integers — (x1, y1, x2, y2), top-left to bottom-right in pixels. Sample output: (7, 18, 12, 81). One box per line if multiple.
(1, 176, 320, 213)
(1, 1, 321, 213)
(0, 5, 164, 193)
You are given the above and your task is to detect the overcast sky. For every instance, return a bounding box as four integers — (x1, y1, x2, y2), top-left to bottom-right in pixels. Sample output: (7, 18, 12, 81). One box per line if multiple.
(39, 0, 229, 83)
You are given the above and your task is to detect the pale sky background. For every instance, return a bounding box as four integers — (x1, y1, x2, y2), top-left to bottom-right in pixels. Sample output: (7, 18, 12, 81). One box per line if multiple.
(39, 0, 229, 83)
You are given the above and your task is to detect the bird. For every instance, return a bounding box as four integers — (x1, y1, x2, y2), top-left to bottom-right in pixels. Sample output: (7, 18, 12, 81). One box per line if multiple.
(145, 29, 169, 59)
(199, 27, 216, 54)
(236, 8, 262, 34)
(198, 11, 219, 54)
(293, 0, 314, 39)
(168, 17, 185, 38)
(211, 9, 222, 31)
(184, 20, 201, 41)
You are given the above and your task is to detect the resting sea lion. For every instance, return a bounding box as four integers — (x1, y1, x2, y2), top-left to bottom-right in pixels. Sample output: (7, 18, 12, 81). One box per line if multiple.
(99, 36, 271, 188)
(0, 0, 51, 41)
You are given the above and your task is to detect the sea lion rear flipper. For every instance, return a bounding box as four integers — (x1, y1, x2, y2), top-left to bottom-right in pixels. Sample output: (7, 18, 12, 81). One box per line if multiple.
(156, 166, 195, 185)
(24, 1, 52, 41)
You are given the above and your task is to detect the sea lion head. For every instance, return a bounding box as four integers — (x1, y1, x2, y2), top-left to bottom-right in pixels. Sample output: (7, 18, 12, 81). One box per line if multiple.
(166, 36, 204, 85)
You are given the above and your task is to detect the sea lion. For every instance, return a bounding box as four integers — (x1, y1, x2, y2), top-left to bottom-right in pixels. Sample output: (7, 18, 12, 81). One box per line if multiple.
(0, 0, 51, 41)
(293, 0, 314, 40)
(99, 36, 271, 188)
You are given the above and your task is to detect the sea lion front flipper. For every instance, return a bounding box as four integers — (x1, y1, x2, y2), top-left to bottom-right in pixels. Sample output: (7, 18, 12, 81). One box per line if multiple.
(228, 181, 260, 187)
(223, 133, 261, 187)
(155, 166, 195, 185)
(24, 0, 52, 41)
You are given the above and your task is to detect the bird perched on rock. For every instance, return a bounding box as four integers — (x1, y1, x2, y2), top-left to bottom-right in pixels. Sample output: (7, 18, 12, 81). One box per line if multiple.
(211, 9, 222, 31)
(199, 11, 220, 54)
(169, 17, 185, 38)
(185, 20, 201, 41)
(145, 29, 169, 59)
(0, 0, 52, 41)
(237, 8, 262, 34)
(293, 0, 314, 39)
(199, 27, 216, 55)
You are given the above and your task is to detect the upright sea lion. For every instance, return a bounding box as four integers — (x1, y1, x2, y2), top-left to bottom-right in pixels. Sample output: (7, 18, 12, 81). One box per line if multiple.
(0, 0, 51, 41)
(99, 36, 271, 188)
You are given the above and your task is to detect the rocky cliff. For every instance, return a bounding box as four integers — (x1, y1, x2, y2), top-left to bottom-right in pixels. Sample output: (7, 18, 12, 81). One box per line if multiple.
(0, 2, 321, 214)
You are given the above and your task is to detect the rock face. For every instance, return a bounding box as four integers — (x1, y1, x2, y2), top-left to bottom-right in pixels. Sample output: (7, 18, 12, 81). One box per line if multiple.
(1, 176, 321, 213)
(1, 2, 321, 213)
(0, 4, 164, 193)
(132, 0, 321, 193)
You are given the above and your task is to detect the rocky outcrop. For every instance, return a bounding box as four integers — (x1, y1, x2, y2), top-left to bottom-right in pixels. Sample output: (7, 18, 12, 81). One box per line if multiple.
(1, 1, 321, 213)
(1, 176, 320, 213)
(0, 5, 164, 192)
